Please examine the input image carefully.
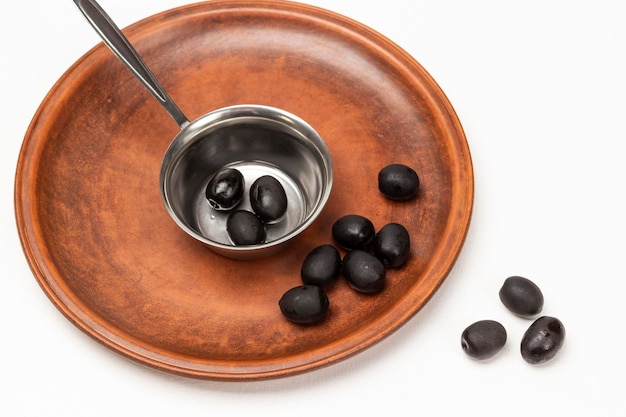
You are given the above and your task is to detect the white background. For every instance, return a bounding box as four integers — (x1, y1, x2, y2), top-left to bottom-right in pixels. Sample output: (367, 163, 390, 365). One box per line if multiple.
(2, 1, 625, 415)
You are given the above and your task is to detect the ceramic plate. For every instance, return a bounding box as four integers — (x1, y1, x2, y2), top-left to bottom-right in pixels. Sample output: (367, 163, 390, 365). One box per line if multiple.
(15, 0, 473, 380)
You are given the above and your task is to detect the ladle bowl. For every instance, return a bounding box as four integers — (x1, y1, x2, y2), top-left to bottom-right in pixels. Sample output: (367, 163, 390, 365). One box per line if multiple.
(161, 104, 332, 259)
(74, 0, 333, 259)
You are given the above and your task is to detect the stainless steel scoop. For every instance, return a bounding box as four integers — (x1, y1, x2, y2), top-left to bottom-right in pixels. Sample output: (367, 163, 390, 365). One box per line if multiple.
(74, 0, 189, 128)
(73, 0, 333, 259)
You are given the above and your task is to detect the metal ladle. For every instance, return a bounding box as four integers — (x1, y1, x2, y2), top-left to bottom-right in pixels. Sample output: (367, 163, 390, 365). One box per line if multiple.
(74, 0, 190, 128)
(72, 0, 333, 259)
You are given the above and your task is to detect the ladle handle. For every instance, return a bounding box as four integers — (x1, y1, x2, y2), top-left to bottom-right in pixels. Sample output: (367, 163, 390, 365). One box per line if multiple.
(73, 0, 190, 128)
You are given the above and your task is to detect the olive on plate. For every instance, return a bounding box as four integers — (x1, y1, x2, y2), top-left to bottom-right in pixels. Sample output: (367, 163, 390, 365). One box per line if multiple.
(332, 214, 376, 250)
(342, 250, 386, 294)
(301, 244, 342, 288)
(374, 223, 411, 268)
(279, 285, 329, 325)
(378, 164, 419, 200)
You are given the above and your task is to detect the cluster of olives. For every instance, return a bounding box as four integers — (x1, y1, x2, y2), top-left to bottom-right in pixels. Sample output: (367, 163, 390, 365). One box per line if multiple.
(205, 168, 288, 245)
(279, 163, 418, 325)
(461, 276, 565, 365)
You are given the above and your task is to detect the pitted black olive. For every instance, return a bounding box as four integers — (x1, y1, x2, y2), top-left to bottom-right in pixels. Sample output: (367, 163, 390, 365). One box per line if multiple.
(521, 316, 565, 364)
(279, 285, 329, 324)
(332, 214, 376, 250)
(301, 244, 341, 288)
(461, 320, 507, 360)
(374, 223, 411, 268)
(499, 276, 544, 318)
(250, 175, 288, 223)
(378, 164, 419, 200)
(342, 250, 386, 294)
(226, 210, 265, 245)
(205, 167, 245, 210)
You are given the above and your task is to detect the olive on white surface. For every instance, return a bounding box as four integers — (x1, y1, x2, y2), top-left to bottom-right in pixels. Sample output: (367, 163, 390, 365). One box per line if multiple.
(521, 316, 565, 365)
(499, 276, 544, 318)
(461, 320, 507, 360)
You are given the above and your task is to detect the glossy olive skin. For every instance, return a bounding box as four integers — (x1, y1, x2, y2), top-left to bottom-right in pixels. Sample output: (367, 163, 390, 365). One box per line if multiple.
(378, 164, 420, 200)
(205, 168, 245, 210)
(521, 316, 565, 364)
(226, 210, 266, 245)
(342, 250, 386, 294)
(374, 223, 410, 268)
(331, 214, 376, 250)
(301, 244, 341, 288)
(279, 285, 329, 324)
(499, 276, 544, 318)
(250, 175, 288, 223)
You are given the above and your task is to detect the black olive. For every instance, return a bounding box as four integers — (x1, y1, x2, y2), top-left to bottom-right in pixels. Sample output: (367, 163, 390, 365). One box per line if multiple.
(226, 210, 265, 245)
(378, 164, 419, 200)
(342, 250, 386, 294)
(374, 223, 410, 268)
(250, 175, 288, 223)
(331, 214, 376, 250)
(499, 276, 544, 318)
(461, 320, 507, 360)
(301, 244, 341, 288)
(278, 285, 329, 324)
(205, 168, 245, 211)
(521, 316, 565, 364)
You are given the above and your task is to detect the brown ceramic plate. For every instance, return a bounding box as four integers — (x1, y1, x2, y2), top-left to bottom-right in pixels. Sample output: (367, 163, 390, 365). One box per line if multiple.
(15, 1, 473, 380)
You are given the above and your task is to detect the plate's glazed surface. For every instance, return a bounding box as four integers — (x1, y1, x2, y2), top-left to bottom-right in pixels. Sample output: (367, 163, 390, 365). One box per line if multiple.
(15, 0, 473, 380)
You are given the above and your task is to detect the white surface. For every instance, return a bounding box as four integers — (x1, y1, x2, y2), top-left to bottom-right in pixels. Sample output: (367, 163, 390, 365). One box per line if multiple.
(2, 0, 625, 415)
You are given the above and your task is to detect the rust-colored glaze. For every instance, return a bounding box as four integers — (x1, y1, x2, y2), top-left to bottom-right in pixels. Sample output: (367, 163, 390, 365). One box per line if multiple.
(15, 1, 473, 380)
